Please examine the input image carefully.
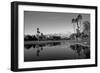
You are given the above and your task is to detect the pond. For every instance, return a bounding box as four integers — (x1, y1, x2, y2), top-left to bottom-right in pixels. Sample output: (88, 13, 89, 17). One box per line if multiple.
(24, 41, 90, 62)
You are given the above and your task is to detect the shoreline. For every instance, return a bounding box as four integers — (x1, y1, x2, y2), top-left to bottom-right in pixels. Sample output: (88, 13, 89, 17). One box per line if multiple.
(24, 40, 90, 47)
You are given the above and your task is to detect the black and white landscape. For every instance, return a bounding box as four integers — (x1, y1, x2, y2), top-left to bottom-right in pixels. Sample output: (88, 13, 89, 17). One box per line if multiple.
(24, 11, 90, 62)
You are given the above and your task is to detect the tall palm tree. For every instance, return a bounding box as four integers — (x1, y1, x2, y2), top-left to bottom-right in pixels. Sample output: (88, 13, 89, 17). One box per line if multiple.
(72, 18, 76, 40)
(75, 14, 82, 35)
(72, 18, 76, 23)
(37, 28, 40, 41)
(71, 14, 82, 41)
(77, 14, 82, 20)
(75, 18, 79, 30)
(77, 14, 82, 31)
(72, 18, 77, 33)
(76, 14, 82, 30)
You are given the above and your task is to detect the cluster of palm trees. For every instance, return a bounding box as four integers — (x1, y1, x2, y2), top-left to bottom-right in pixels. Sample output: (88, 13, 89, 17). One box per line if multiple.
(72, 14, 82, 40)
(71, 14, 90, 40)
(72, 14, 82, 34)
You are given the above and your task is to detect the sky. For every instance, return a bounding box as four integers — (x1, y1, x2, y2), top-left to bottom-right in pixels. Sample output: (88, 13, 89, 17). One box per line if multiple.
(24, 11, 90, 35)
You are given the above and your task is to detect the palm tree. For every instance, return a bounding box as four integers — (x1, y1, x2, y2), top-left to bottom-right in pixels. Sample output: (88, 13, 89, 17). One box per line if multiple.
(72, 14, 82, 41)
(37, 28, 40, 41)
(78, 14, 82, 18)
(76, 14, 82, 31)
(77, 14, 82, 31)
(72, 14, 82, 33)
(72, 18, 76, 40)
(72, 18, 76, 23)
(72, 18, 76, 32)
(75, 18, 80, 30)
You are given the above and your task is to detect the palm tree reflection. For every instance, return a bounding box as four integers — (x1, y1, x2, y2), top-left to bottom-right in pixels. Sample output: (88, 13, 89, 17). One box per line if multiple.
(70, 44, 90, 58)
(25, 42, 61, 56)
(24, 44, 32, 49)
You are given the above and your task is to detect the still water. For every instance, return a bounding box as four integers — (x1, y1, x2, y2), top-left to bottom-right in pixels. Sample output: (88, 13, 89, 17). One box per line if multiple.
(24, 41, 90, 62)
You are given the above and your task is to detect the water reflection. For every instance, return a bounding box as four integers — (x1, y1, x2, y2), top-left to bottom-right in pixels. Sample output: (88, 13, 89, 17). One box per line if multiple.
(70, 44, 90, 58)
(24, 42, 90, 61)
(24, 44, 32, 49)
(25, 42, 61, 56)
